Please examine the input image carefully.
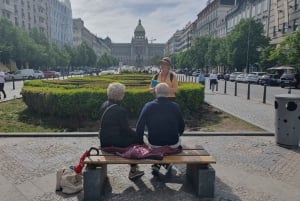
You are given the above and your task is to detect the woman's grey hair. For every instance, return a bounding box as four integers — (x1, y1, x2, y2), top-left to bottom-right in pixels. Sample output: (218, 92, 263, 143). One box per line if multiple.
(155, 83, 170, 98)
(107, 82, 126, 101)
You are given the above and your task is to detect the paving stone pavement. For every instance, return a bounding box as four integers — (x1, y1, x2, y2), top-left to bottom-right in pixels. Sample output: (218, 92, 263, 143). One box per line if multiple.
(0, 136, 299, 201)
(1, 79, 300, 200)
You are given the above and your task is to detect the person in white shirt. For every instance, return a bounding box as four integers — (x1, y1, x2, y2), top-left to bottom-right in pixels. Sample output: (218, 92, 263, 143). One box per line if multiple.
(0, 71, 7, 99)
(209, 71, 218, 92)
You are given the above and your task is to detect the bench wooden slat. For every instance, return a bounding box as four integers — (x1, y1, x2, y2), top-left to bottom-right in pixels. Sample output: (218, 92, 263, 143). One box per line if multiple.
(181, 145, 204, 150)
(94, 149, 209, 156)
(85, 155, 216, 165)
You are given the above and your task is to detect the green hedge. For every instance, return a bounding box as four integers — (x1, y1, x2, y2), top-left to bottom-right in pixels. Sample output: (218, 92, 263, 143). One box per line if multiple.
(21, 74, 204, 120)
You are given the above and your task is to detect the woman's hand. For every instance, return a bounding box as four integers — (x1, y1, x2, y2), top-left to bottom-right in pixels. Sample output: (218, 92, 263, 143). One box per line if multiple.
(149, 87, 155, 93)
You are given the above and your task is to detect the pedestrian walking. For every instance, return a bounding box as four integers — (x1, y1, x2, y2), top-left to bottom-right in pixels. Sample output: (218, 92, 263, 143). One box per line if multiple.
(209, 71, 218, 92)
(198, 72, 205, 85)
(0, 71, 7, 99)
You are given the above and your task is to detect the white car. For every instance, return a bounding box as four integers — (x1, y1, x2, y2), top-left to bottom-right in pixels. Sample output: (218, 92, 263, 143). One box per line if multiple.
(4, 72, 13, 81)
(248, 72, 266, 84)
(235, 74, 248, 82)
(33, 70, 44, 79)
(11, 69, 35, 80)
(69, 70, 84, 75)
(229, 72, 243, 81)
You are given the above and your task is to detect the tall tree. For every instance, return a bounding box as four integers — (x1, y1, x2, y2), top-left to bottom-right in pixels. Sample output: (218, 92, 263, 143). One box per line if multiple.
(227, 18, 269, 72)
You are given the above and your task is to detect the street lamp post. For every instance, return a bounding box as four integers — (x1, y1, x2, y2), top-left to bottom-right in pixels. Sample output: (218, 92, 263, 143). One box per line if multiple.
(246, 20, 251, 74)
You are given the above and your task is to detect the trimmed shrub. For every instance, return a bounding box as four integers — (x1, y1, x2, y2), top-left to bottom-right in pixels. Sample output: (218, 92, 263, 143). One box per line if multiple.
(21, 74, 204, 120)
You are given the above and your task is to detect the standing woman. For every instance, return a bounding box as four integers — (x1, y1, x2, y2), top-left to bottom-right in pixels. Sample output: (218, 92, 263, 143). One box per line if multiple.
(0, 71, 7, 99)
(149, 57, 178, 101)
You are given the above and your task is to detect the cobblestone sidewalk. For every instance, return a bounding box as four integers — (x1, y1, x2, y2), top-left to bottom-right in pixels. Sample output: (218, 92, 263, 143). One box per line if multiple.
(0, 136, 299, 201)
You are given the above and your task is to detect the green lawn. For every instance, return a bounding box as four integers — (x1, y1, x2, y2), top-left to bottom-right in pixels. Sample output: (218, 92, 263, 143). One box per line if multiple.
(0, 99, 64, 132)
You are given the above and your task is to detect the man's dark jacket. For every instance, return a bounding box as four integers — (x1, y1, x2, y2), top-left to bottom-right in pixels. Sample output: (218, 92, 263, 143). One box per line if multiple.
(136, 97, 185, 146)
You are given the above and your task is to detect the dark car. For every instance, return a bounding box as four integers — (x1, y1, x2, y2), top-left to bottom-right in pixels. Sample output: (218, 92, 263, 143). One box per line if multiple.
(259, 74, 280, 86)
(280, 73, 300, 88)
(224, 74, 230, 81)
(217, 73, 224, 80)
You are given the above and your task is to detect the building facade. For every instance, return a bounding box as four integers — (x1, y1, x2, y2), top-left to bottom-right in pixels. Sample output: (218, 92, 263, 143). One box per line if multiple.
(0, 0, 73, 46)
(110, 19, 164, 67)
(73, 18, 110, 56)
(0, 0, 47, 33)
(195, 0, 236, 39)
(48, 0, 73, 46)
(269, 0, 300, 45)
(226, 0, 271, 37)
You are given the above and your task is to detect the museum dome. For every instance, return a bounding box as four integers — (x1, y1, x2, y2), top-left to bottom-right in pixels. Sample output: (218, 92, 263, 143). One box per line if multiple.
(134, 19, 145, 34)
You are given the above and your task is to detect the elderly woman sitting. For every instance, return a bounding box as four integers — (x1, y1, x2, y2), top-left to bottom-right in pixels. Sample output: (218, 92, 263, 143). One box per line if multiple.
(99, 82, 144, 180)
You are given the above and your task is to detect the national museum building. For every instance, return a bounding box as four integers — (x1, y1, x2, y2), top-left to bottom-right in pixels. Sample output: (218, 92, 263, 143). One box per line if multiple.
(110, 20, 165, 67)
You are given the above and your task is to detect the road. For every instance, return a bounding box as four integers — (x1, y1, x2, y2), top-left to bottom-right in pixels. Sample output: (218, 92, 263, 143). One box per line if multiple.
(177, 74, 300, 105)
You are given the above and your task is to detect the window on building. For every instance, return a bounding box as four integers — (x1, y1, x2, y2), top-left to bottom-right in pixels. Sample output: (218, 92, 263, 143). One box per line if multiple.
(293, 19, 298, 31)
(282, 23, 287, 33)
(295, 0, 299, 10)
(273, 26, 277, 37)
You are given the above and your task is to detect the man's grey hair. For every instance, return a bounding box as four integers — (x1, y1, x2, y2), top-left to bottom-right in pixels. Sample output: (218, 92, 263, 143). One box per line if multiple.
(155, 83, 170, 98)
(107, 82, 125, 101)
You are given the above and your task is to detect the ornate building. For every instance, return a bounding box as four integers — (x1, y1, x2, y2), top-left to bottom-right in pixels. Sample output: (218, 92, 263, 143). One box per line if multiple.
(110, 19, 165, 67)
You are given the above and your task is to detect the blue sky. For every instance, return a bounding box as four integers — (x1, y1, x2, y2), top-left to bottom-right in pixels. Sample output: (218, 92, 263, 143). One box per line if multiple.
(70, 0, 206, 43)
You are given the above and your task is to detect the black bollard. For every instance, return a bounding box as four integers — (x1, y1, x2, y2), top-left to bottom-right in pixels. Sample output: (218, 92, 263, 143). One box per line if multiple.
(288, 87, 291, 94)
(224, 80, 227, 94)
(216, 81, 218, 91)
(263, 84, 267, 104)
(234, 81, 237, 96)
(12, 78, 15, 90)
(247, 82, 250, 100)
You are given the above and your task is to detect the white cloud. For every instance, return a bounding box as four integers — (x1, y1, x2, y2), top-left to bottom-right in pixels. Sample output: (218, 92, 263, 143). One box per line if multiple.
(70, 0, 206, 43)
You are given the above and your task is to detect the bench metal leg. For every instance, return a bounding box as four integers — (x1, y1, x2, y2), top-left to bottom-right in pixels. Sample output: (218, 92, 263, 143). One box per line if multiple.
(186, 164, 215, 198)
(83, 164, 107, 201)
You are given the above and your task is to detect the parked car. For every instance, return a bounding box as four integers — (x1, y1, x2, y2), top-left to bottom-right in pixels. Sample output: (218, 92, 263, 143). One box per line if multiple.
(11, 69, 35, 80)
(4, 72, 13, 81)
(259, 74, 280, 86)
(217, 73, 224, 80)
(224, 74, 230, 81)
(229, 72, 243, 81)
(55, 71, 61, 77)
(280, 73, 300, 88)
(43, 71, 58, 78)
(69, 70, 84, 75)
(235, 74, 248, 82)
(192, 71, 201, 77)
(246, 72, 266, 84)
(33, 70, 44, 79)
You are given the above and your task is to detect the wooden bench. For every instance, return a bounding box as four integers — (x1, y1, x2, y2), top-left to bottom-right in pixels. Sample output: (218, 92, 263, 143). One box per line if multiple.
(83, 145, 216, 201)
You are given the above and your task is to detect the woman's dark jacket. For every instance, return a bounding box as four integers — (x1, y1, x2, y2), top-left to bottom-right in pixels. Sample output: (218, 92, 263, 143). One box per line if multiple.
(99, 100, 137, 147)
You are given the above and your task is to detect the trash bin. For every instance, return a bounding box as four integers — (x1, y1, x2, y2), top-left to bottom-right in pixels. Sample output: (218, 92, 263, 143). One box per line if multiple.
(274, 94, 300, 148)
